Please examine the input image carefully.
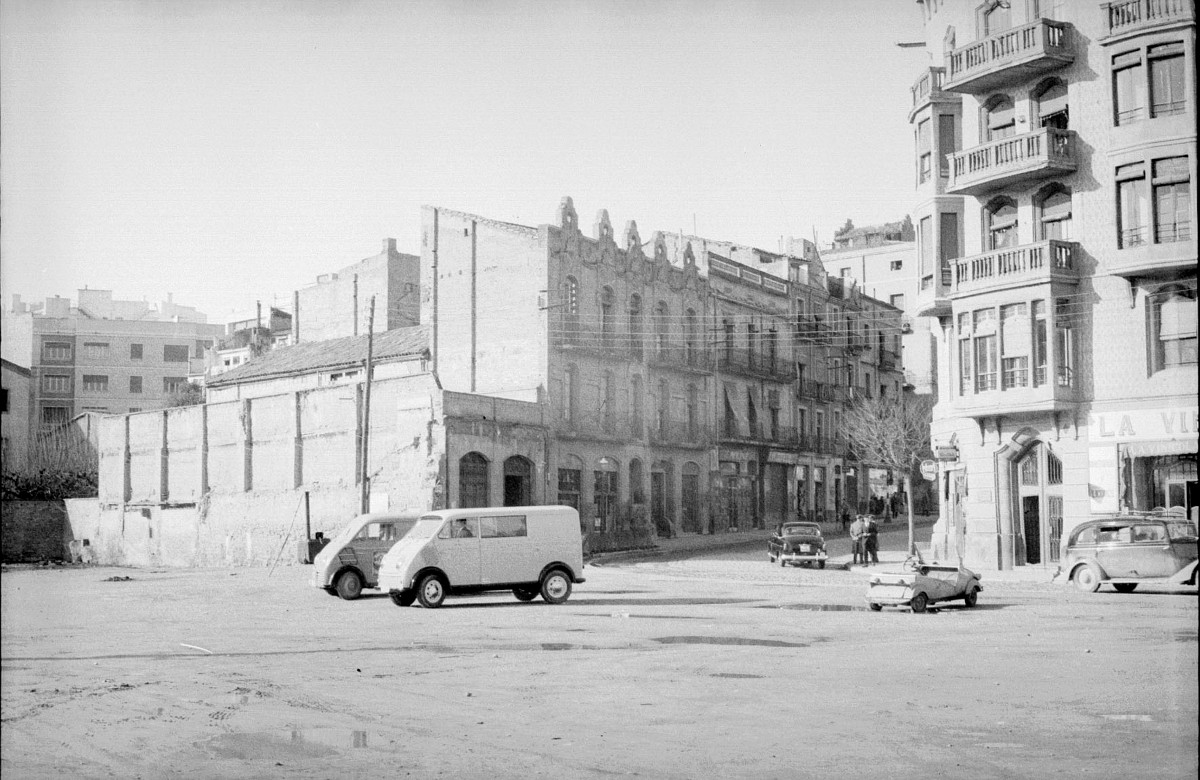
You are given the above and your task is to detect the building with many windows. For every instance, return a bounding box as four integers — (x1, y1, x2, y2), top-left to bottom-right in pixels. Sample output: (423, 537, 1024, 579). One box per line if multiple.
(909, 0, 1197, 570)
(422, 198, 907, 536)
(1, 290, 225, 427)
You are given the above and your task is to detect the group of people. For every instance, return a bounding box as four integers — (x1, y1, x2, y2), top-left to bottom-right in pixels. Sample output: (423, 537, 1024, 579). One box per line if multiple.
(849, 514, 879, 566)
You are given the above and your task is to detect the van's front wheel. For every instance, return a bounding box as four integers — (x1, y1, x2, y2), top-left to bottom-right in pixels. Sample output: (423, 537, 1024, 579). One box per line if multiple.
(390, 589, 417, 607)
(540, 570, 572, 604)
(416, 574, 446, 608)
(335, 570, 363, 601)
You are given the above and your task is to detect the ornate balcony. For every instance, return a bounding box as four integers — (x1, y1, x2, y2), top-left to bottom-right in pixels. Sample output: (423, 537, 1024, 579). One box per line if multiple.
(646, 345, 713, 374)
(716, 349, 797, 382)
(944, 19, 1073, 94)
(951, 240, 1080, 298)
(1101, 0, 1195, 44)
(948, 128, 1077, 196)
(909, 66, 957, 122)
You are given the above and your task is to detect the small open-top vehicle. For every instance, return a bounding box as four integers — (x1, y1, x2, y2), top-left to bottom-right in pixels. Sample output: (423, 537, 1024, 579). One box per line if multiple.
(866, 556, 982, 613)
(768, 522, 828, 569)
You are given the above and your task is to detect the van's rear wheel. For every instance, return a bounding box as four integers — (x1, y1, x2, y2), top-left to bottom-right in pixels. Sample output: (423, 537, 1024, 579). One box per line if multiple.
(335, 570, 363, 601)
(540, 570, 572, 604)
(910, 593, 928, 613)
(390, 589, 416, 607)
(513, 588, 538, 602)
(416, 574, 446, 608)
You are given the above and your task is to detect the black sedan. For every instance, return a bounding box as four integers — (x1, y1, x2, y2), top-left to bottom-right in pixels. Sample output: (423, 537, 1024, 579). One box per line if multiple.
(768, 522, 828, 568)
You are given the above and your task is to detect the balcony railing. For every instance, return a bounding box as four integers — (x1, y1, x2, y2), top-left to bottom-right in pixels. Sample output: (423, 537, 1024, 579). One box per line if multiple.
(717, 349, 797, 382)
(911, 66, 947, 107)
(646, 345, 712, 372)
(554, 417, 636, 442)
(948, 128, 1077, 196)
(952, 240, 1079, 297)
(1102, 0, 1194, 40)
(944, 19, 1073, 94)
(796, 379, 824, 399)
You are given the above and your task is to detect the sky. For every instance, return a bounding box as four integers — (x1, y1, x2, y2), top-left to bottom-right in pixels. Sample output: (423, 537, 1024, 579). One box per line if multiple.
(1, 0, 927, 323)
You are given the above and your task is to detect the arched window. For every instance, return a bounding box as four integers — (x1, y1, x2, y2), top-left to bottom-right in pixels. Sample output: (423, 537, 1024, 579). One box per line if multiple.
(655, 301, 670, 358)
(1034, 79, 1069, 130)
(657, 378, 670, 438)
(628, 294, 643, 359)
(563, 364, 578, 423)
(599, 287, 615, 346)
(722, 318, 735, 364)
(459, 452, 489, 508)
(593, 457, 619, 532)
(985, 197, 1019, 249)
(685, 308, 699, 366)
(1036, 185, 1072, 240)
(631, 374, 644, 432)
(629, 458, 645, 504)
(557, 454, 584, 513)
(503, 456, 533, 506)
(982, 95, 1016, 142)
(686, 383, 699, 439)
(601, 371, 616, 433)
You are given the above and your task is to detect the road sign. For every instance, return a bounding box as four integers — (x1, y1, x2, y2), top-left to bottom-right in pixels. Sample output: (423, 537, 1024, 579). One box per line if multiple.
(920, 460, 938, 481)
(935, 446, 960, 461)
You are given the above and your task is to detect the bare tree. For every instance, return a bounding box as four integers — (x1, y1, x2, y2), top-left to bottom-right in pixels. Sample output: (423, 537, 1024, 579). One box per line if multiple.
(841, 393, 934, 555)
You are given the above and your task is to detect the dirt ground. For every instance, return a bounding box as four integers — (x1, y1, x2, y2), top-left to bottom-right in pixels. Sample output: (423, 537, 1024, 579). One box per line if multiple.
(2, 551, 1196, 780)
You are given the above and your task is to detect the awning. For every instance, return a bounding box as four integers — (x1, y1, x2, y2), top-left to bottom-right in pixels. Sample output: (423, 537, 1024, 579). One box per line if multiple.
(1120, 439, 1199, 458)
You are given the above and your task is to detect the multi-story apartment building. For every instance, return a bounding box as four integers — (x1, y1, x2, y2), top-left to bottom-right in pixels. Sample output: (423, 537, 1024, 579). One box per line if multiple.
(822, 224, 939, 396)
(292, 238, 420, 343)
(909, 0, 1197, 570)
(421, 198, 906, 535)
(2, 290, 225, 426)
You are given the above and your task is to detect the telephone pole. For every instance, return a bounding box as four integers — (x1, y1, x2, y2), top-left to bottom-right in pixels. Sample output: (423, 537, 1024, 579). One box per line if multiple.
(360, 296, 376, 514)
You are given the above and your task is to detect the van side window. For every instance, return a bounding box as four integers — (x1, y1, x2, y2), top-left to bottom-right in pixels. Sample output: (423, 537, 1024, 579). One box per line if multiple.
(1131, 524, 1166, 542)
(480, 515, 528, 538)
(439, 518, 478, 539)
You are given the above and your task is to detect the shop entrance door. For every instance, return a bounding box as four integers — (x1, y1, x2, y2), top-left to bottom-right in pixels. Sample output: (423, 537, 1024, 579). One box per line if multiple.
(1022, 496, 1042, 564)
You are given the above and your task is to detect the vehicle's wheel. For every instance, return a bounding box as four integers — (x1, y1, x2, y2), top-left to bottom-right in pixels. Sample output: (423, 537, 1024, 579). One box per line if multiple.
(323, 587, 339, 597)
(513, 588, 538, 602)
(963, 588, 978, 608)
(335, 570, 363, 601)
(416, 574, 446, 608)
(818, 560, 826, 570)
(1113, 583, 1138, 594)
(780, 557, 787, 567)
(869, 603, 883, 612)
(389, 589, 416, 607)
(540, 570, 572, 604)
(768, 553, 775, 562)
(1073, 563, 1102, 593)
(910, 592, 929, 613)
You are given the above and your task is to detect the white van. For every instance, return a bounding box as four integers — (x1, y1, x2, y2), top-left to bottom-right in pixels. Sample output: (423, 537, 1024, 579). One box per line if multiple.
(311, 512, 421, 600)
(376, 506, 586, 608)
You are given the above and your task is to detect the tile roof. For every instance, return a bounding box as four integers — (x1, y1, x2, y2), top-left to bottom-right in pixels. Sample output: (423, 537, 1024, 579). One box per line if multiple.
(207, 326, 428, 387)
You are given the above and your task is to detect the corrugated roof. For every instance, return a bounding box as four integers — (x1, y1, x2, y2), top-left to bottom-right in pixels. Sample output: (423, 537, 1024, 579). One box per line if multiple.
(207, 326, 428, 387)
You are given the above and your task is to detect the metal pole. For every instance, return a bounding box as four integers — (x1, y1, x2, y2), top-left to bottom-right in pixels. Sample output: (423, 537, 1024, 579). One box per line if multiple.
(304, 490, 311, 541)
(360, 296, 376, 515)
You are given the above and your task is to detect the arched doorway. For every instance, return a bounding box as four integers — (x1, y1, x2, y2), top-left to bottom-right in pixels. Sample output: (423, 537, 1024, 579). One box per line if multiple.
(651, 461, 675, 538)
(459, 452, 489, 508)
(503, 456, 533, 507)
(681, 462, 702, 533)
(1014, 442, 1064, 565)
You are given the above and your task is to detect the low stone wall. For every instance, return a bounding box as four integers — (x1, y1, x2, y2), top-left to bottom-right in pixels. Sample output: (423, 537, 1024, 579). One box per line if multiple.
(1, 501, 71, 562)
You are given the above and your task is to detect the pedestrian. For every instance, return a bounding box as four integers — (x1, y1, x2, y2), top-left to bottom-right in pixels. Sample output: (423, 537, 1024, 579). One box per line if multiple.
(849, 514, 866, 566)
(840, 504, 851, 532)
(864, 514, 880, 565)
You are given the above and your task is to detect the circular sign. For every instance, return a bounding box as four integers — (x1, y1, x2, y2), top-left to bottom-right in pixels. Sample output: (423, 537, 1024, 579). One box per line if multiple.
(919, 460, 938, 481)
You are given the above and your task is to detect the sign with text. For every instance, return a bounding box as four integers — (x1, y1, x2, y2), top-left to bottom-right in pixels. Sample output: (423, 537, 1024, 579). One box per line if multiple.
(920, 460, 938, 481)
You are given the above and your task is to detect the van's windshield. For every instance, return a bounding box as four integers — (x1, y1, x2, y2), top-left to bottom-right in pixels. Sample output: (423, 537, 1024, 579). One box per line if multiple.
(406, 518, 446, 542)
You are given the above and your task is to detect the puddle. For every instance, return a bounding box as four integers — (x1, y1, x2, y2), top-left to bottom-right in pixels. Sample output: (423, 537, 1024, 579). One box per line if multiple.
(541, 643, 575, 651)
(653, 636, 808, 648)
(1173, 630, 1197, 643)
(103, 576, 134, 582)
(760, 604, 867, 613)
(198, 730, 369, 760)
(626, 614, 709, 620)
(1102, 714, 1153, 722)
(710, 673, 764, 679)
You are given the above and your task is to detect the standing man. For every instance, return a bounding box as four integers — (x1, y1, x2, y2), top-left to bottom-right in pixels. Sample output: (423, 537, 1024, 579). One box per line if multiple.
(864, 514, 880, 565)
(849, 515, 866, 566)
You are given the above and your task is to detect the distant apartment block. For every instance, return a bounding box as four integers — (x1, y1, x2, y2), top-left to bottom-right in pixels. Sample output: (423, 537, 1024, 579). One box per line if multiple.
(2, 290, 225, 426)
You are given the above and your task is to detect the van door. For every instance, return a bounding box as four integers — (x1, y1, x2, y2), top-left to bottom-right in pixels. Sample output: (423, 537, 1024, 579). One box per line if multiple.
(350, 521, 401, 587)
(479, 514, 534, 585)
(434, 518, 481, 586)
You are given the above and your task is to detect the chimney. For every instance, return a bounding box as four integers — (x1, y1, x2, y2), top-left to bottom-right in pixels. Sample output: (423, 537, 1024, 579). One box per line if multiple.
(383, 238, 397, 255)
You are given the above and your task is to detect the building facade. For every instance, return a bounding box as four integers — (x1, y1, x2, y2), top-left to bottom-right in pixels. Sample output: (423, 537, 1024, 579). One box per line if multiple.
(910, 0, 1197, 570)
(422, 198, 907, 536)
(2, 358, 33, 470)
(292, 238, 420, 343)
(2, 291, 225, 426)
